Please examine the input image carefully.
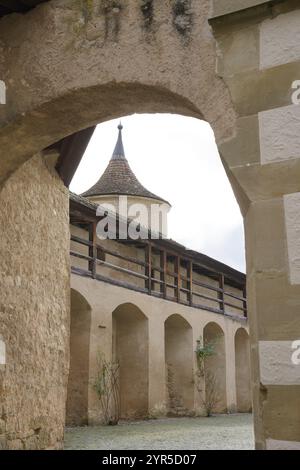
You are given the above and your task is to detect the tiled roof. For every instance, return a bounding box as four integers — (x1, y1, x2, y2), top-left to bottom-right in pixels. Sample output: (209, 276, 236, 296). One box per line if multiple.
(81, 124, 170, 205)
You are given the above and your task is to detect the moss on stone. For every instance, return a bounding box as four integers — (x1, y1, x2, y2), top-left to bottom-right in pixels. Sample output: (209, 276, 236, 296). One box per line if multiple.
(82, 0, 94, 22)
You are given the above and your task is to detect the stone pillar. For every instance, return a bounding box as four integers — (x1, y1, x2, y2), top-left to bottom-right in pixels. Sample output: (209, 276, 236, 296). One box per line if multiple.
(148, 316, 167, 417)
(224, 325, 237, 413)
(245, 197, 300, 449)
(0, 154, 70, 449)
(192, 323, 204, 414)
(211, 0, 300, 449)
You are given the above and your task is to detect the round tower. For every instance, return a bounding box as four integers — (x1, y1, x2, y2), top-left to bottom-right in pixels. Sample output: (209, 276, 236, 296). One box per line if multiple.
(82, 123, 171, 237)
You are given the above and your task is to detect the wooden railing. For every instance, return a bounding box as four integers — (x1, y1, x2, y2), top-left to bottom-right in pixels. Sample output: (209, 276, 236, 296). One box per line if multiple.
(70, 232, 247, 319)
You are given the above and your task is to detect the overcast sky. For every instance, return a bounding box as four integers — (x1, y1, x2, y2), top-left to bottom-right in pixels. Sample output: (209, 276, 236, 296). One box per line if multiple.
(70, 114, 245, 272)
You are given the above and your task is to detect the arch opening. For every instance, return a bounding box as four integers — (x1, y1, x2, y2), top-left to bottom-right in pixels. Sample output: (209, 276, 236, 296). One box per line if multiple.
(235, 328, 252, 413)
(203, 322, 227, 413)
(68, 112, 246, 425)
(71, 113, 245, 273)
(112, 303, 149, 420)
(164, 314, 194, 415)
(66, 289, 92, 426)
(2, 83, 203, 186)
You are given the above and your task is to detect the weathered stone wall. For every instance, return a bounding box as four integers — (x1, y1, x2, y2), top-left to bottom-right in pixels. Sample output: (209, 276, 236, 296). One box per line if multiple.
(0, 154, 70, 449)
(66, 289, 91, 427)
(0, 0, 236, 186)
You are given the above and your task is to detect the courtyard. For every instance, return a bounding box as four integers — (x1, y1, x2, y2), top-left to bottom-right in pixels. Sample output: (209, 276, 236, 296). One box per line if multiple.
(65, 414, 254, 450)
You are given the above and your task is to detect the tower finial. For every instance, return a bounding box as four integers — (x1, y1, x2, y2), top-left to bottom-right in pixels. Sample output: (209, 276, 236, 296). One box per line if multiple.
(112, 121, 125, 159)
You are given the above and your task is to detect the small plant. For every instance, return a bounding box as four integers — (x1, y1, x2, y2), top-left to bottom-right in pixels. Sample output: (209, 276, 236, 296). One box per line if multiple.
(195, 336, 216, 376)
(148, 403, 167, 419)
(200, 371, 221, 417)
(92, 352, 120, 425)
(195, 336, 221, 416)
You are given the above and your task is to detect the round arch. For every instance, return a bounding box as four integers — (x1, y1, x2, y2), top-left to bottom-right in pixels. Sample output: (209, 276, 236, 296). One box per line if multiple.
(203, 321, 227, 413)
(112, 303, 149, 419)
(66, 289, 92, 426)
(0, 1, 236, 186)
(235, 328, 252, 412)
(164, 314, 194, 415)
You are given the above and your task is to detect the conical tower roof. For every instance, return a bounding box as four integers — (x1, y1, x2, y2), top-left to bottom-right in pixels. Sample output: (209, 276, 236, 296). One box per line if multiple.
(81, 123, 169, 204)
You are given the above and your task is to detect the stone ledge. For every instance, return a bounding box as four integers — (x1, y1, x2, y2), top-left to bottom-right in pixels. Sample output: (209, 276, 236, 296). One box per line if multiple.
(209, 0, 286, 23)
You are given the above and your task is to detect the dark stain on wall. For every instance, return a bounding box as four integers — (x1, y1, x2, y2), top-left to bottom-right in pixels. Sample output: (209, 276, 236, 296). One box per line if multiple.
(172, 0, 193, 38)
(101, 0, 123, 41)
(140, 0, 154, 29)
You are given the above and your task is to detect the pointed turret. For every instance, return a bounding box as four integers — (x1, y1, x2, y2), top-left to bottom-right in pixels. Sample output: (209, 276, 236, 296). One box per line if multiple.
(81, 124, 169, 205)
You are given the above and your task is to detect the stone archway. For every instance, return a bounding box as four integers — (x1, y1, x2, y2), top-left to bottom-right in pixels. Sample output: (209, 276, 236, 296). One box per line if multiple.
(1, 0, 300, 450)
(0, 1, 236, 187)
(112, 303, 149, 419)
(0, 3, 239, 448)
(235, 328, 252, 413)
(66, 289, 92, 426)
(165, 314, 194, 415)
(203, 322, 227, 413)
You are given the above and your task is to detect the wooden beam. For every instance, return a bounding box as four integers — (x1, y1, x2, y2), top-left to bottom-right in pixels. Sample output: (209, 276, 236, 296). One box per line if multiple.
(243, 286, 248, 317)
(145, 242, 152, 294)
(70, 264, 248, 323)
(175, 256, 181, 302)
(53, 126, 96, 187)
(88, 222, 97, 278)
(218, 274, 225, 313)
(187, 260, 193, 306)
(160, 250, 167, 299)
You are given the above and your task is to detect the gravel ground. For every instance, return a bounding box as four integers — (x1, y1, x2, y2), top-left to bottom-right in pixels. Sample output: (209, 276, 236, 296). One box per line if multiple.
(65, 414, 254, 450)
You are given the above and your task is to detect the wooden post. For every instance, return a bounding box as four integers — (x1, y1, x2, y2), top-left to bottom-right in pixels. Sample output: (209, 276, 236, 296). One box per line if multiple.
(145, 242, 152, 294)
(188, 260, 193, 306)
(175, 256, 181, 303)
(218, 274, 225, 313)
(160, 250, 167, 298)
(243, 286, 247, 318)
(88, 222, 97, 278)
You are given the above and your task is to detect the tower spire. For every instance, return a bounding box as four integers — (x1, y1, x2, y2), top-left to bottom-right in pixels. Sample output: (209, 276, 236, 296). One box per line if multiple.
(112, 122, 125, 160)
(81, 121, 170, 207)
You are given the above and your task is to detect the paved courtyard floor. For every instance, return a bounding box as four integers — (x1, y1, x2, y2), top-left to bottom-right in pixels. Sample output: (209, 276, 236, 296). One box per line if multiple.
(65, 414, 254, 450)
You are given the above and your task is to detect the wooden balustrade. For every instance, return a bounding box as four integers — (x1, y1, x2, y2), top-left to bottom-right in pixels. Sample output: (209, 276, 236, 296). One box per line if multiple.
(70, 232, 247, 319)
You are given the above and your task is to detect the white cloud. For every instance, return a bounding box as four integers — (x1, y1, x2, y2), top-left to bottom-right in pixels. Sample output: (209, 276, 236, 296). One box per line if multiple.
(70, 114, 245, 272)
